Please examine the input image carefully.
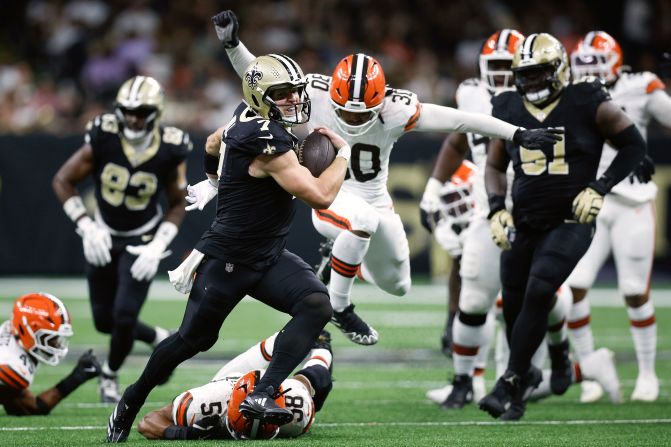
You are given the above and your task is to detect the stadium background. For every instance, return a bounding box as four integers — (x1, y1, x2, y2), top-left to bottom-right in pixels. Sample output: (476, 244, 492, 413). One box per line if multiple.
(0, 0, 670, 279)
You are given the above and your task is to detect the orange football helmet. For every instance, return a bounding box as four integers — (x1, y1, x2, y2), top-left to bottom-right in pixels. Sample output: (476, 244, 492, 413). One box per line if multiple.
(11, 293, 73, 365)
(479, 29, 525, 93)
(329, 53, 386, 136)
(439, 160, 477, 226)
(225, 371, 285, 440)
(570, 31, 623, 83)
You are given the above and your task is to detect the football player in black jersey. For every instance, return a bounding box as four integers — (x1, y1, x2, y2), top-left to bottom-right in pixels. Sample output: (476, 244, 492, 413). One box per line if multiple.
(479, 33, 646, 421)
(107, 54, 350, 443)
(53, 76, 191, 403)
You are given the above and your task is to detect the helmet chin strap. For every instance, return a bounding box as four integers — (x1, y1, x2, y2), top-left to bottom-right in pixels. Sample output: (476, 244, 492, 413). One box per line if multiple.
(525, 87, 551, 104)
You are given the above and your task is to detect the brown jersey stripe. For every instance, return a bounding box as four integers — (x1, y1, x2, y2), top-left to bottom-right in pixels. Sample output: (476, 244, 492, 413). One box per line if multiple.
(260, 339, 272, 361)
(315, 210, 352, 230)
(0, 365, 28, 389)
(177, 392, 193, 426)
(403, 104, 422, 131)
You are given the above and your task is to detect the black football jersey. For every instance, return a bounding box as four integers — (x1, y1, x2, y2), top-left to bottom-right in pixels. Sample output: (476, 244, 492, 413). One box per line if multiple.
(491, 80, 611, 230)
(85, 114, 191, 233)
(195, 103, 299, 270)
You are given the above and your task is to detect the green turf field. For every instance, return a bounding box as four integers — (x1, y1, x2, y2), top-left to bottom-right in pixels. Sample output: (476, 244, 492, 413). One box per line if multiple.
(0, 282, 669, 446)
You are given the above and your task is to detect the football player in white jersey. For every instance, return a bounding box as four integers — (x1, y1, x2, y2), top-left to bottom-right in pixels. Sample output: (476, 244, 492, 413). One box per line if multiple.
(210, 11, 562, 346)
(137, 331, 333, 440)
(568, 31, 670, 402)
(420, 30, 577, 409)
(0, 293, 101, 415)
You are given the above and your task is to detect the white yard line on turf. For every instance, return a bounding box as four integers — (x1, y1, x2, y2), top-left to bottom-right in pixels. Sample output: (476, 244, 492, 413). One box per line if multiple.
(2, 278, 671, 307)
(3, 419, 671, 431)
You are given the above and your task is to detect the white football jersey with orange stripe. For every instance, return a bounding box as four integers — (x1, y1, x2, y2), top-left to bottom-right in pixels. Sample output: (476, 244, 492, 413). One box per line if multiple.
(305, 73, 420, 208)
(597, 71, 664, 203)
(0, 321, 37, 391)
(454, 79, 514, 217)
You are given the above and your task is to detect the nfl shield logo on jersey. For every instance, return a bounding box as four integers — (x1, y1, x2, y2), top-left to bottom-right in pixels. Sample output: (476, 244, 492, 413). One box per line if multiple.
(225, 263, 234, 273)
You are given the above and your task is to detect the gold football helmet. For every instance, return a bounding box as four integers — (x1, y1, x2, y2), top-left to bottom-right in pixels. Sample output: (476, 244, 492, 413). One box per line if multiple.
(512, 33, 570, 105)
(114, 76, 164, 142)
(242, 54, 310, 126)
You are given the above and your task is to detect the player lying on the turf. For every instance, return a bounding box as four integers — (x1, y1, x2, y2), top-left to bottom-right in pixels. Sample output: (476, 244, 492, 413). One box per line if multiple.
(0, 293, 101, 415)
(137, 331, 333, 440)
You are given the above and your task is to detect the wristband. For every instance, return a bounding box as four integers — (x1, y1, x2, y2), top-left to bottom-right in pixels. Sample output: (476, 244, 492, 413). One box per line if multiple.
(204, 152, 220, 176)
(153, 221, 178, 247)
(337, 144, 351, 162)
(487, 194, 506, 219)
(63, 196, 87, 223)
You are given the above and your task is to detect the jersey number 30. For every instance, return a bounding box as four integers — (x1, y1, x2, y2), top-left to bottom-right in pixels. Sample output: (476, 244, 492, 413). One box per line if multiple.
(520, 127, 568, 175)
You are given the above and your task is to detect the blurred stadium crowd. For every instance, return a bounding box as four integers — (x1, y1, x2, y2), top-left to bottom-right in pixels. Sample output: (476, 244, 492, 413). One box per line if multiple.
(1, 0, 670, 135)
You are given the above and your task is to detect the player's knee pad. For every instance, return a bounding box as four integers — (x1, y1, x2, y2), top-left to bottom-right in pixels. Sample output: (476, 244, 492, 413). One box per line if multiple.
(386, 275, 411, 297)
(294, 365, 332, 412)
(459, 281, 497, 315)
(292, 292, 333, 325)
(352, 210, 380, 235)
(457, 310, 488, 327)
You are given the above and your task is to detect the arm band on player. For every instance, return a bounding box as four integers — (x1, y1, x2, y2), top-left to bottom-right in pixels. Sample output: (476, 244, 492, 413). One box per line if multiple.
(594, 124, 646, 193)
(225, 41, 256, 78)
(35, 397, 51, 415)
(153, 221, 179, 248)
(336, 144, 351, 162)
(204, 152, 219, 176)
(416, 104, 518, 140)
(487, 194, 506, 219)
(63, 196, 87, 223)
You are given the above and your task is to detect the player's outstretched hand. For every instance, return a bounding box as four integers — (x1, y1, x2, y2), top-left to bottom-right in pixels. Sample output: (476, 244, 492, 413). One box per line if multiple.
(513, 127, 563, 149)
(211, 10, 240, 48)
(73, 349, 101, 381)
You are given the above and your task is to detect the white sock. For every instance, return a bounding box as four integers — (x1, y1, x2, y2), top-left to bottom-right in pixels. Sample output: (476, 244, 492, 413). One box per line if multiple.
(102, 360, 118, 377)
(530, 369, 553, 400)
(212, 333, 278, 380)
(329, 231, 370, 312)
(547, 286, 571, 345)
(627, 302, 657, 377)
(474, 311, 495, 372)
(494, 323, 509, 380)
(303, 348, 332, 370)
(452, 315, 483, 376)
(152, 326, 170, 348)
(568, 299, 594, 361)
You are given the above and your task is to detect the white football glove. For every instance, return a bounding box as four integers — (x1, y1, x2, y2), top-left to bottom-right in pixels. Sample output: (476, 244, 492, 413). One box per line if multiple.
(126, 222, 178, 282)
(434, 219, 466, 258)
(185, 178, 218, 211)
(572, 187, 603, 224)
(489, 209, 515, 251)
(420, 178, 443, 233)
(76, 217, 112, 267)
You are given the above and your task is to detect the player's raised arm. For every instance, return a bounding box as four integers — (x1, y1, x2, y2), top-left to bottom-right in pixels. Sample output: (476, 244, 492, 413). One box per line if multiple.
(212, 10, 255, 77)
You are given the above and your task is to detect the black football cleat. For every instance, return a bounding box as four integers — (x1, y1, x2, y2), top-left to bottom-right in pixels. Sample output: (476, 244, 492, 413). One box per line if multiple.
(479, 370, 520, 418)
(499, 365, 543, 421)
(441, 374, 473, 410)
(313, 240, 333, 285)
(312, 330, 333, 353)
(331, 304, 379, 345)
(106, 395, 140, 443)
(239, 386, 294, 426)
(549, 340, 572, 395)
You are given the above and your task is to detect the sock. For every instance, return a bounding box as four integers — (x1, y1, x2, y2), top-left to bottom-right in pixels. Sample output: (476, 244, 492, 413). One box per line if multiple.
(303, 348, 332, 370)
(152, 326, 171, 348)
(494, 323, 509, 380)
(213, 333, 278, 380)
(329, 232, 370, 312)
(474, 311, 495, 372)
(547, 287, 570, 345)
(627, 302, 657, 376)
(568, 299, 594, 361)
(102, 360, 118, 378)
(135, 321, 157, 344)
(529, 369, 553, 400)
(452, 312, 486, 376)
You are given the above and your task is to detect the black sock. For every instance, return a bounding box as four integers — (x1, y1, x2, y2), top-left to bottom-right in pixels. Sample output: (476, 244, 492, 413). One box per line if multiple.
(135, 321, 157, 344)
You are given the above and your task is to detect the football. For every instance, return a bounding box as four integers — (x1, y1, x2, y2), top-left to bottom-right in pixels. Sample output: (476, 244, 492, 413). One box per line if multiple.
(297, 131, 337, 177)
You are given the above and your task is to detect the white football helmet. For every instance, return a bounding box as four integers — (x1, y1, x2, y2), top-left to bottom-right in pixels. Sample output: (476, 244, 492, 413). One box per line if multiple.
(479, 29, 525, 94)
(278, 378, 315, 437)
(114, 76, 164, 143)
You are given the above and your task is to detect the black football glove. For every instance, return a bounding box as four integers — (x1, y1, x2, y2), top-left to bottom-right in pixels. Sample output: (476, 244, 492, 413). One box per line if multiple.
(629, 155, 655, 184)
(513, 127, 564, 149)
(73, 349, 101, 381)
(211, 10, 240, 48)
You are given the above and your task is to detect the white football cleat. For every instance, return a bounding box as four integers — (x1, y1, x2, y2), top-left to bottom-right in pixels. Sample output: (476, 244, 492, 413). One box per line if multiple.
(100, 374, 122, 404)
(631, 372, 659, 402)
(473, 374, 487, 402)
(426, 384, 453, 405)
(580, 380, 604, 403)
(580, 348, 622, 403)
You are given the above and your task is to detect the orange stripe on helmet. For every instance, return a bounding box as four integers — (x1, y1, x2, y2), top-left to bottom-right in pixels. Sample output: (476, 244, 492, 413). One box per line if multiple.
(646, 78, 666, 94)
(314, 210, 352, 230)
(329, 54, 386, 109)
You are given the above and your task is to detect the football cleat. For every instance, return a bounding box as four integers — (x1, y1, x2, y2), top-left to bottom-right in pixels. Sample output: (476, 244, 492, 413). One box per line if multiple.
(548, 340, 572, 395)
(580, 348, 622, 403)
(312, 329, 333, 352)
(313, 240, 333, 285)
(479, 366, 541, 419)
(442, 374, 473, 410)
(239, 385, 294, 426)
(580, 380, 604, 403)
(426, 384, 453, 405)
(100, 373, 122, 404)
(106, 395, 140, 443)
(631, 372, 659, 402)
(331, 304, 378, 345)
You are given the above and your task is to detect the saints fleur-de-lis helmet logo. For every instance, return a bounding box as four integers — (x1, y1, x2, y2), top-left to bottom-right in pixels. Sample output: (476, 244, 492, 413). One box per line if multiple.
(245, 64, 263, 89)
